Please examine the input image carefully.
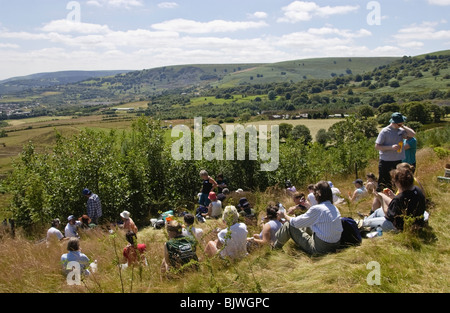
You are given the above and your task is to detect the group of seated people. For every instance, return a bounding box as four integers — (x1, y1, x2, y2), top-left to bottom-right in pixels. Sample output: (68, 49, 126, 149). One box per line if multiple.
(58, 163, 428, 279)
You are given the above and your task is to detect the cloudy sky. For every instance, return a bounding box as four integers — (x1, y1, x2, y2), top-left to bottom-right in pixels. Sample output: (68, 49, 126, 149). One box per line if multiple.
(0, 0, 449, 80)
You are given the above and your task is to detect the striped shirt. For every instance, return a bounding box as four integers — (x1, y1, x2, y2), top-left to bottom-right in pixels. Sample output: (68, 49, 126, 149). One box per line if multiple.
(87, 194, 102, 221)
(289, 201, 343, 244)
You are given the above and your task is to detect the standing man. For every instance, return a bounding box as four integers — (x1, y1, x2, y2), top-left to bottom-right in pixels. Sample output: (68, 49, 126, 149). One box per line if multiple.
(375, 112, 416, 191)
(83, 188, 102, 225)
(403, 135, 417, 173)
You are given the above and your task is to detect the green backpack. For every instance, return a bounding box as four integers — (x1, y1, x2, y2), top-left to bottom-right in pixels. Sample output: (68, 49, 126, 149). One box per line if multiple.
(166, 237, 198, 268)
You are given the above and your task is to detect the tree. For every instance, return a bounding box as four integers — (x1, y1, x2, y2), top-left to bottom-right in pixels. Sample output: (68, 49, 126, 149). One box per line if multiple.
(389, 80, 400, 88)
(240, 112, 251, 122)
(291, 125, 312, 145)
(268, 90, 277, 101)
(279, 123, 293, 139)
(357, 105, 375, 120)
(404, 102, 431, 124)
(315, 129, 330, 146)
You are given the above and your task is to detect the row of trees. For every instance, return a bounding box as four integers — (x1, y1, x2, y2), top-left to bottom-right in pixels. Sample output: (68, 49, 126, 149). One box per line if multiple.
(7, 117, 378, 232)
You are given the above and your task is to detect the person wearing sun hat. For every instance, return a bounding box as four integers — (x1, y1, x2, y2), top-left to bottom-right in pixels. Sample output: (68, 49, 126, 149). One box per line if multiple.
(375, 112, 416, 192)
(120, 210, 138, 234)
(207, 191, 222, 219)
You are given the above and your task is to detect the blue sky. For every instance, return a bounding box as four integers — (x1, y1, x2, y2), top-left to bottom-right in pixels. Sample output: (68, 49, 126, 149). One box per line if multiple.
(0, 0, 449, 80)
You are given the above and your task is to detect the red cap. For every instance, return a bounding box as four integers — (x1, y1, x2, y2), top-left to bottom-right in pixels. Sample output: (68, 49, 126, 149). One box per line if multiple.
(208, 191, 217, 201)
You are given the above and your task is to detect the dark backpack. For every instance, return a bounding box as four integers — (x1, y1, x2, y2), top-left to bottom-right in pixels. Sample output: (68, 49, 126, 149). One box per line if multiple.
(166, 237, 198, 268)
(340, 217, 362, 247)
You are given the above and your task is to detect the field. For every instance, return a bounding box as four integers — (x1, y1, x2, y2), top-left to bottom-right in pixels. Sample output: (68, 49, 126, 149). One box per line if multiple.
(0, 148, 448, 293)
(0, 114, 344, 176)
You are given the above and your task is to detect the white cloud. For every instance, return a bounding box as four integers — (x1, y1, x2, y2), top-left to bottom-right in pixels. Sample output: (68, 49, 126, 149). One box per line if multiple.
(248, 12, 268, 19)
(151, 18, 268, 34)
(157, 2, 179, 9)
(394, 21, 450, 41)
(0, 43, 20, 49)
(41, 20, 111, 34)
(428, 0, 450, 6)
(86, 0, 143, 8)
(278, 1, 359, 23)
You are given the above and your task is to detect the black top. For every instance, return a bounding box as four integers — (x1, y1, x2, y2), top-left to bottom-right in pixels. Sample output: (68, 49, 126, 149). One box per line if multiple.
(386, 186, 426, 230)
(201, 178, 213, 194)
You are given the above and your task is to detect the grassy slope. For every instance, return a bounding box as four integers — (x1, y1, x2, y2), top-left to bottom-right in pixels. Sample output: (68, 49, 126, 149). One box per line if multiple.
(0, 148, 448, 293)
(216, 57, 399, 88)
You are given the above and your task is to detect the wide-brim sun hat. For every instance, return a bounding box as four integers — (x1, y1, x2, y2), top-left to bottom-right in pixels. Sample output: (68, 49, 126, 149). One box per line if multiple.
(389, 112, 407, 124)
(120, 211, 130, 219)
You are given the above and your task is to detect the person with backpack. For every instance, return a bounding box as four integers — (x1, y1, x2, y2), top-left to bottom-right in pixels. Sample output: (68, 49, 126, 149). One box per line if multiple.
(161, 220, 198, 274)
(273, 181, 343, 255)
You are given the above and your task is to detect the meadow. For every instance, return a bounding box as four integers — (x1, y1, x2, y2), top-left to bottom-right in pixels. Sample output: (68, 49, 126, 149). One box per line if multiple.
(0, 148, 448, 293)
(0, 110, 448, 294)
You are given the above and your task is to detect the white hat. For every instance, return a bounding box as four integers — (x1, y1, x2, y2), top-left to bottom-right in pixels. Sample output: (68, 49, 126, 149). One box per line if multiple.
(120, 211, 130, 219)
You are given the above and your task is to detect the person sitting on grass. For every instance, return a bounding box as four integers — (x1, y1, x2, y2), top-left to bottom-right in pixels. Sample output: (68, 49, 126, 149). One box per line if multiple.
(366, 173, 381, 215)
(348, 179, 368, 202)
(64, 215, 81, 239)
(123, 231, 147, 267)
(47, 218, 65, 244)
(61, 237, 91, 277)
(181, 213, 204, 242)
(248, 204, 282, 247)
(306, 184, 318, 206)
(274, 181, 343, 256)
(362, 167, 426, 232)
(237, 197, 255, 218)
(161, 220, 198, 274)
(204, 206, 248, 260)
(120, 211, 138, 234)
(287, 192, 309, 216)
(207, 191, 223, 219)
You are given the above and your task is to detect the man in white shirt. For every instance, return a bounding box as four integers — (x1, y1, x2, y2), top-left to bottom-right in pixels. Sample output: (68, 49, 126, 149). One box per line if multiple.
(46, 219, 64, 242)
(274, 181, 343, 255)
(65, 215, 81, 238)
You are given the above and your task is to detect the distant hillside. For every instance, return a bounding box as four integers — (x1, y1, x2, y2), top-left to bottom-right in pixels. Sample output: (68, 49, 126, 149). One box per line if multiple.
(0, 70, 131, 94)
(215, 57, 400, 88)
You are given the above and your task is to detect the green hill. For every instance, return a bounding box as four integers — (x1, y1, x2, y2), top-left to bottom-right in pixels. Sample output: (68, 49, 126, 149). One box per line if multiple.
(216, 57, 399, 88)
(0, 70, 131, 94)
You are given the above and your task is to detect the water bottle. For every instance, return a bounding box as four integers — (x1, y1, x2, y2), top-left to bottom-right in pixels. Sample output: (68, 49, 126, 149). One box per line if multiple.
(90, 260, 98, 273)
(376, 225, 383, 237)
(278, 203, 286, 214)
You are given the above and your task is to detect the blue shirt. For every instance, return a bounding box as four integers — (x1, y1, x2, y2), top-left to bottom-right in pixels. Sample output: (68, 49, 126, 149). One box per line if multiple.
(403, 137, 417, 165)
(61, 251, 90, 276)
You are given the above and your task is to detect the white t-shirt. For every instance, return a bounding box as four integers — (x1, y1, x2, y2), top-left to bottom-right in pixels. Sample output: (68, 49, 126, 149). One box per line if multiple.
(65, 223, 79, 238)
(47, 227, 64, 241)
(209, 200, 223, 218)
(218, 223, 248, 259)
(307, 192, 318, 206)
(182, 226, 204, 241)
(331, 187, 344, 204)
